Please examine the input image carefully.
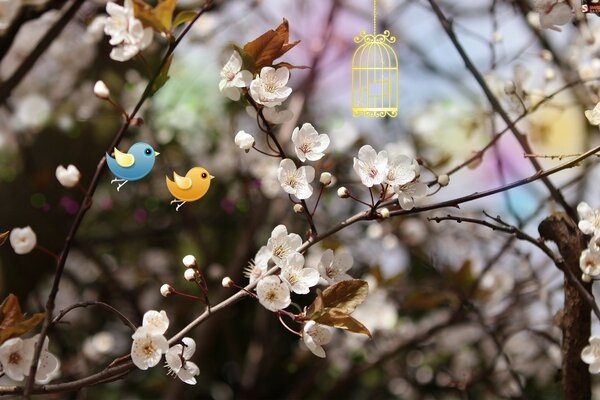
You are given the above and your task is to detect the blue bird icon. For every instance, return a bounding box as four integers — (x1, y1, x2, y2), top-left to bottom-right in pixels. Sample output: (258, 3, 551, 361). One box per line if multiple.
(106, 142, 160, 191)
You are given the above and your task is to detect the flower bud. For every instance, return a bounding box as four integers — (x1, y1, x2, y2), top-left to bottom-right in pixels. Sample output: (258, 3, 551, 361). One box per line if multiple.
(379, 207, 390, 219)
(222, 277, 234, 288)
(55, 164, 81, 188)
(160, 284, 174, 297)
(184, 268, 196, 281)
(94, 80, 110, 100)
(582, 273, 592, 283)
(320, 172, 332, 186)
(337, 186, 349, 198)
(234, 130, 255, 151)
(437, 174, 449, 187)
(182, 255, 197, 268)
(9, 226, 37, 255)
(293, 204, 304, 214)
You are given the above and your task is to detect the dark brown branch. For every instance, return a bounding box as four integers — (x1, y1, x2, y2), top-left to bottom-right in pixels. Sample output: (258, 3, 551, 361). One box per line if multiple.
(52, 301, 136, 332)
(0, 0, 86, 105)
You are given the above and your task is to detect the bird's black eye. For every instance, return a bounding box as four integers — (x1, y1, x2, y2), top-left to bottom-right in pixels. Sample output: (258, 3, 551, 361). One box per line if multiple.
(201, 172, 207, 179)
(145, 148, 151, 155)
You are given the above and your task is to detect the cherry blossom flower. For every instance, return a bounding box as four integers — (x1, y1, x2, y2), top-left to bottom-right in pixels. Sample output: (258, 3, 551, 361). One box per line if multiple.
(266, 225, 302, 265)
(249, 67, 292, 108)
(9, 226, 37, 255)
(165, 337, 200, 385)
(104, 1, 153, 62)
(277, 158, 315, 200)
(256, 275, 291, 311)
(589, 233, 600, 254)
(384, 155, 417, 186)
(578, 202, 600, 235)
(30, 336, 60, 384)
(234, 130, 255, 151)
(0, 337, 34, 381)
(219, 51, 252, 101)
(131, 327, 169, 370)
(280, 253, 319, 294)
(581, 336, 600, 373)
(395, 181, 428, 210)
(142, 310, 169, 335)
(353, 145, 388, 187)
(263, 107, 293, 124)
(580, 249, 600, 277)
(318, 249, 353, 285)
(182, 255, 197, 268)
(55, 164, 81, 188)
(291, 123, 330, 162)
(585, 102, 600, 126)
(534, 0, 572, 31)
(302, 321, 332, 358)
(244, 246, 271, 284)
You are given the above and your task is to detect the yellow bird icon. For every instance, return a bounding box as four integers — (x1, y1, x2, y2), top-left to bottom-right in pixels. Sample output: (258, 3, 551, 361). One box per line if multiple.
(166, 167, 214, 211)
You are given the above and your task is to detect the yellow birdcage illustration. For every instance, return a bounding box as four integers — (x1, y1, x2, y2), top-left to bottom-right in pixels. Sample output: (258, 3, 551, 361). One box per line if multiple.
(352, 0, 398, 118)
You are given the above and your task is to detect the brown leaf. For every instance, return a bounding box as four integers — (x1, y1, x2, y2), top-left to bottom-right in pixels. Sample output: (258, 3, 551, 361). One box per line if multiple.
(132, 0, 176, 34)
(314, 308, 372, 338)
(320, 279, 369, 314)
(0, 294, 44, 345)
(306, 289, 324, 319)
(272, 61, 310, 71)
(0, 231, 8, 246)
(242, 19, 300, 74)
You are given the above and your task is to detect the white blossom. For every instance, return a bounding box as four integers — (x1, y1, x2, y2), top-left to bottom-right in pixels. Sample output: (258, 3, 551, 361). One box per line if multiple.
(219, 51, 252, 101)
(104, 1, 153, 62)
(534, 0, 572, 31)
(249, 67, 292, 108)
(277, 158, 315, 200)
(589, 233, 600, 254)
(30, 336, 60, 384)
(585, 102, 600, 126)
(582, 336, 600, 373)
(160, 284, 174, 297)
(384, 155, 417, 186)
(353, 145, 388, 187)
(266, 225, 302, 265)
(256, 275, 291, 311)
(0, 337, 33, 381)
(182, 255, 197, 268)
(142, 310, 169, 335)
(55, 164, 81, 188)
(184, 268, 196, 281)
(9, 226, 37, 255)
(280, 253, 319, 295)
(320, 172, 332, 186)
(302, 321, 332, 358)
(131, 327, 169, 370)
(244, 245, 271, 284)
(395, 181, 428, 210)
(263, 106, 293, 124)
(165, 337, 200, 385)
(580, 249, 600, 277)
(578, 202, 600, 235)
(291, 123, 330, 162)
(234, 130, 255, 151)
(318, 249, 353, 285)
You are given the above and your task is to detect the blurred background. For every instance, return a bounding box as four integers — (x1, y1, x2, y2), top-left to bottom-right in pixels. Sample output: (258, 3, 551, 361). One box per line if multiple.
(1, 0, 599, 398)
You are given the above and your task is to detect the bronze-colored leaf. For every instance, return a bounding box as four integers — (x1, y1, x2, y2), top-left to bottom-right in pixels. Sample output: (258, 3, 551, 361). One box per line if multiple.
(0, 231, 8, 246)
(272, 61, 310, 71)
(173, 10, 197, 29)
(314, 308, 372, 338)
(132, 0, 175, 34)
(305, 288, 324, 320)
(242, 19, 300, 73)
(320, 279, 369, 315)
(0, 294, 45, 345)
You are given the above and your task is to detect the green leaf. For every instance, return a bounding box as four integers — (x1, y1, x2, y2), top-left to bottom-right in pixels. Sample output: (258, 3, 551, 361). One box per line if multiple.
(320, 279, 369, 314)
(173, 10, 197, 29)
(314, 308, 372, 338)
(0, 231, 8, 246)
(151, 54, 173, 95)
(0, 294, 45, 345)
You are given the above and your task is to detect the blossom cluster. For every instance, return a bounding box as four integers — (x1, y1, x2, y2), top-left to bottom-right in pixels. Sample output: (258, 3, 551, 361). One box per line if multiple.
(0, 335, 59, 384)
(103, 1, 153, 62)
(130, 310, 200, 385)
(577, 202, 600, 281)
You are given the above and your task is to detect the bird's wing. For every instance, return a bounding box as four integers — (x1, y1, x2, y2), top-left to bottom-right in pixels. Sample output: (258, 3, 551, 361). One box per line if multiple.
(174, 172, 193, 190)
(114, 148, 135, 167)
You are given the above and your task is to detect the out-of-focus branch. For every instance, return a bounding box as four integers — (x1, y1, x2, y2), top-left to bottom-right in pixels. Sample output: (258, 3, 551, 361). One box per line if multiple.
(0, 0, 86, 106)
